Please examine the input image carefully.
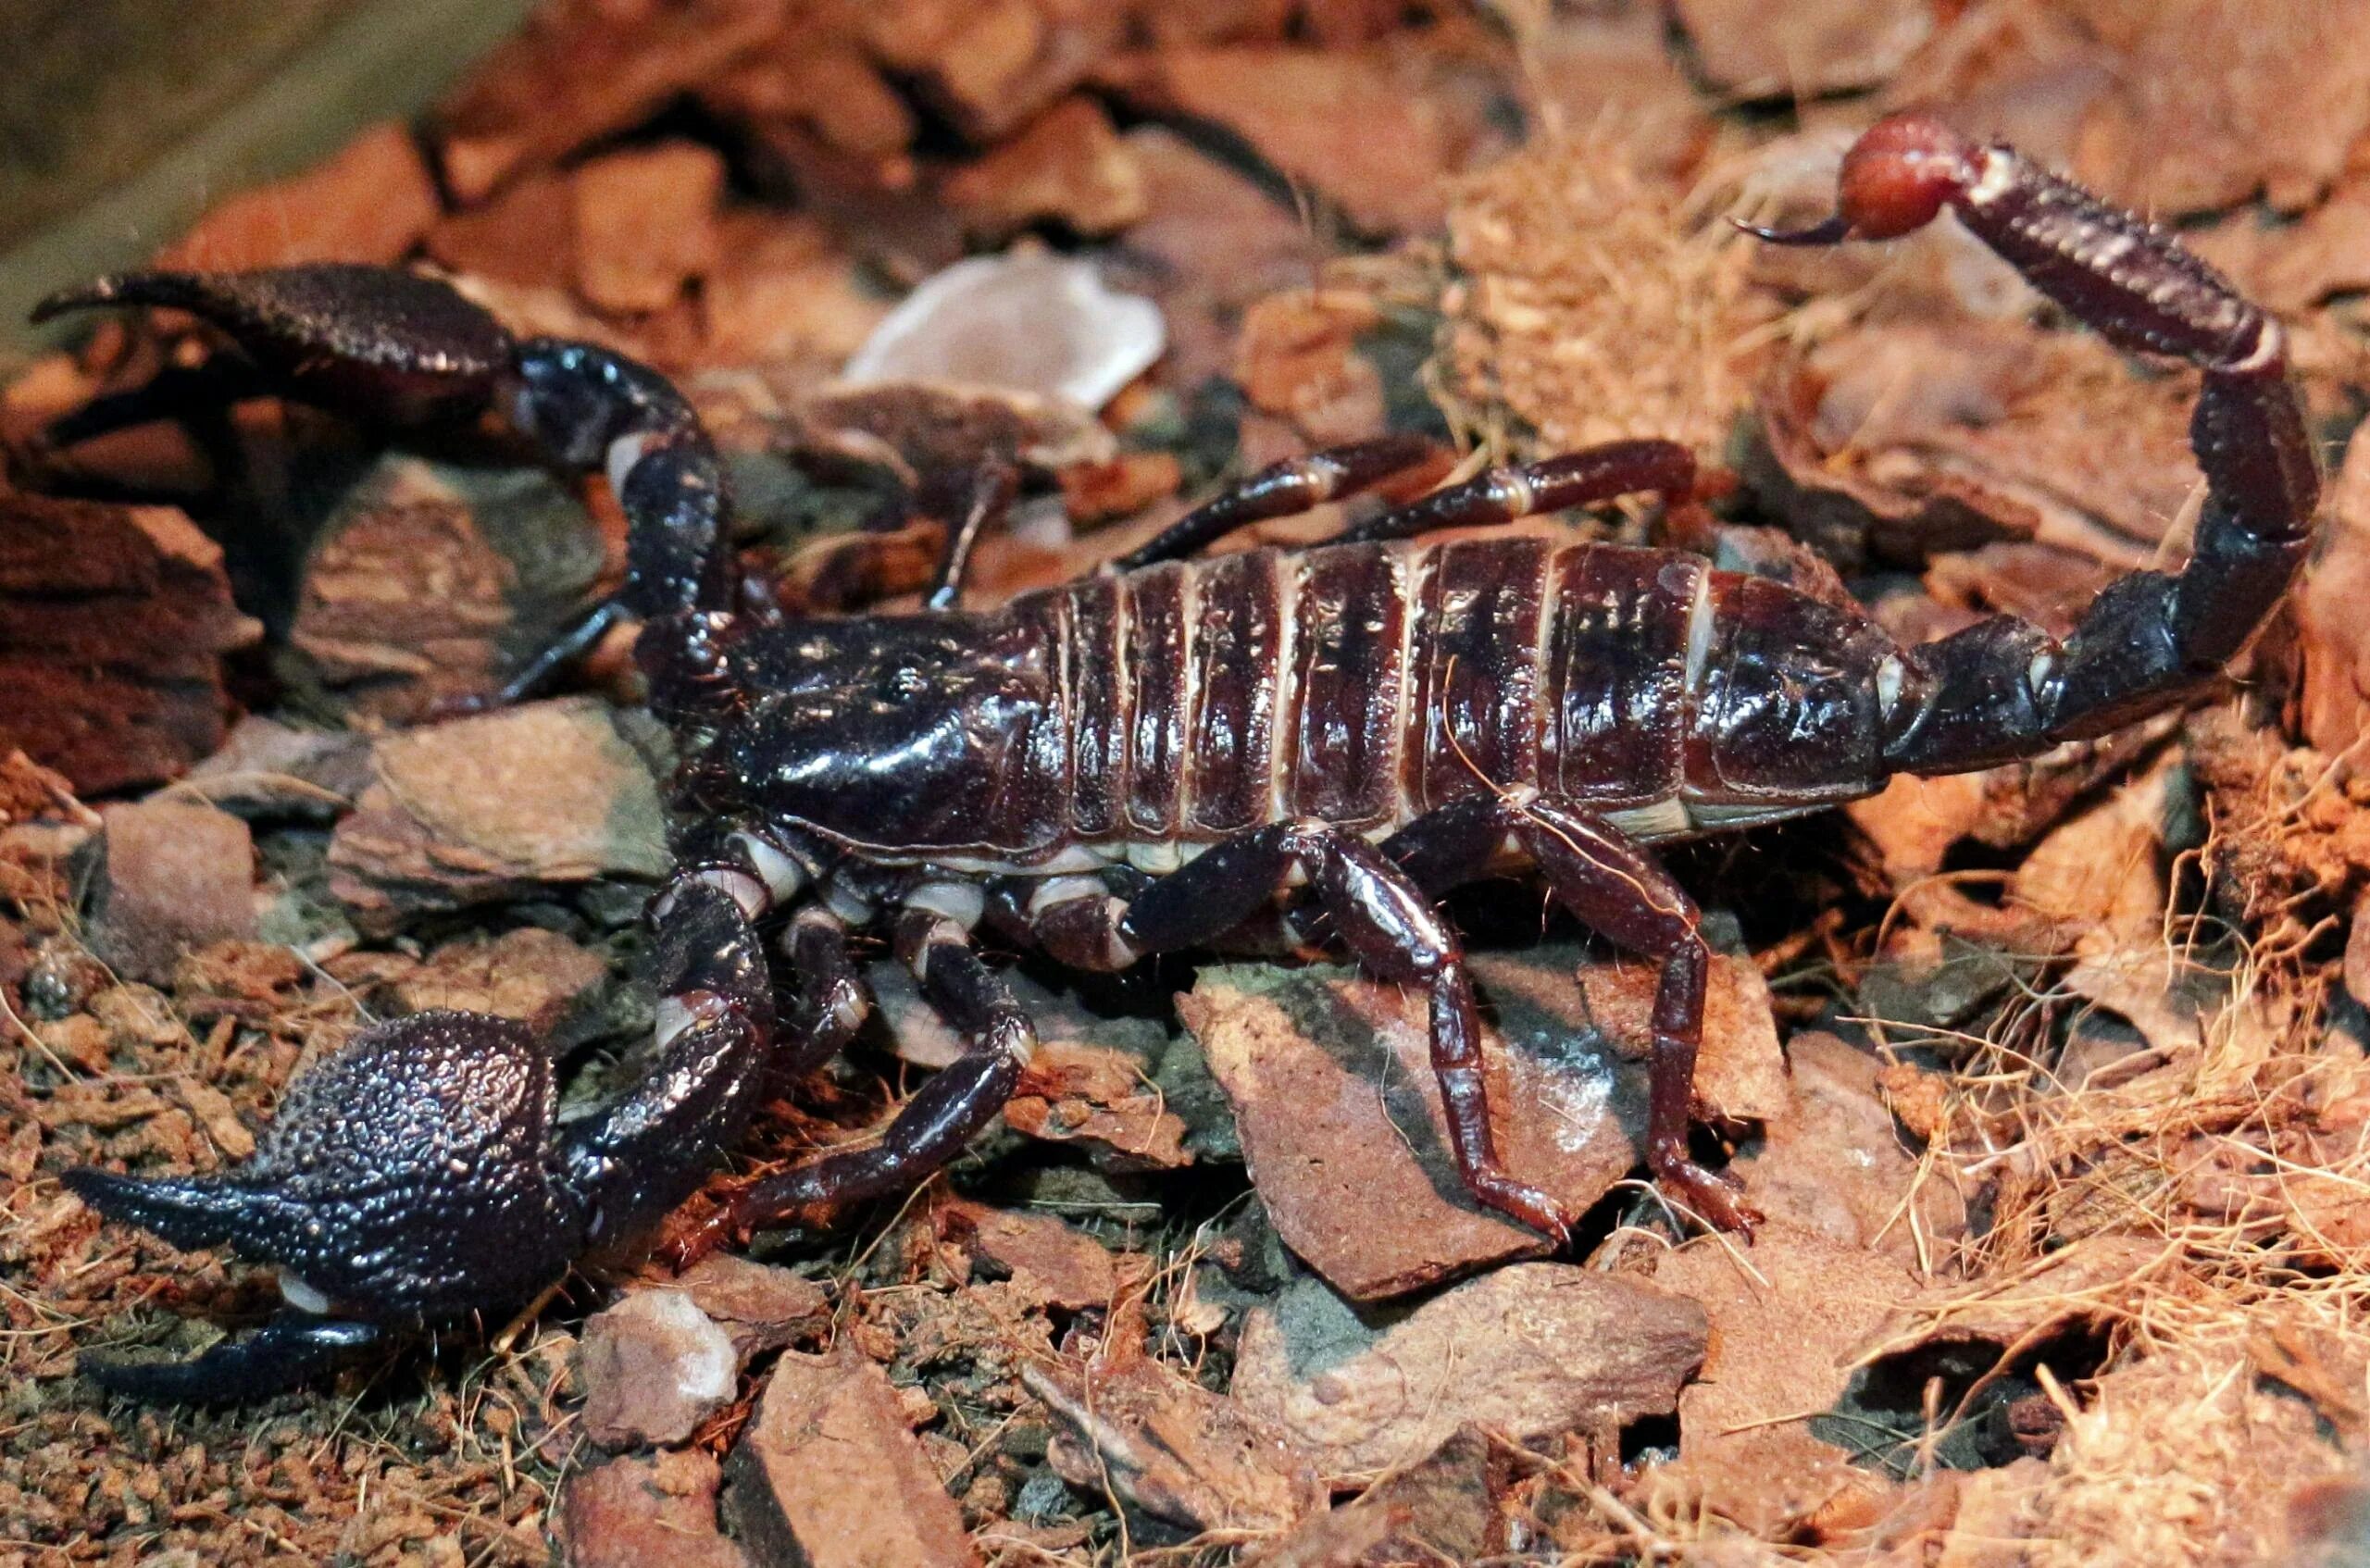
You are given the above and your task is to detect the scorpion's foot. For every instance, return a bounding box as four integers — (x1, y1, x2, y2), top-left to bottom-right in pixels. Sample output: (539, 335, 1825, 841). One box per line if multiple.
(64, 1011, 591, 1396)
(1650, 1151, 1760, 1238)
(1467, 1174, 1578, 1250)
(31, 264, 513, 425)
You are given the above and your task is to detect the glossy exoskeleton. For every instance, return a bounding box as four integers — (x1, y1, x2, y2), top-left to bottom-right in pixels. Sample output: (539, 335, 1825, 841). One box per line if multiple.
(53, 115, 2317, 1399)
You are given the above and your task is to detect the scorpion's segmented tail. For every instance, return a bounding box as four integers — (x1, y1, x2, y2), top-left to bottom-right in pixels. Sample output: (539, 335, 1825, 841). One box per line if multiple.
(1749, 115, 2320, 775)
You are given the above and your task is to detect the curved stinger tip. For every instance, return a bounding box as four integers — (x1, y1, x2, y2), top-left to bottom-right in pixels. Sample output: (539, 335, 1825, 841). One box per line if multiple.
(1730, 214, 1854, 247)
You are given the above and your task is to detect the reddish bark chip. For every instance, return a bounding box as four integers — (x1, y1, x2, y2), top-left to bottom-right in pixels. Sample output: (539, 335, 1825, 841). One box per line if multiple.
(573, 143, 728, 315)
(1025, 1350, 1324, 1534)
(1669, 0, 1934, 100)
(563, 1448, 749, 1568)
(1231, 1263, 1706, 1477)
(700, 211, 888, 370)
(1098, 40, 1511, 235)
(1640, 1226, 1923, 1537)
(942, 97, 1147, 238)
(92, 800, 257, 987)
(392, 927, 612, 1046)
(0, 495, 260, 795)
(670, 1253, 829, 1359)
(578, 1289, 740, 1450)
(434, 0, 780, 203)
(1248, 1425, 1508, 1566)
(937, 1198, 1120, 1312)
(724, 1344, 976, 1568)
(426, 170, 578, 292)
(156, 124, 440, 272)
(1184, 944, 1784, 1300)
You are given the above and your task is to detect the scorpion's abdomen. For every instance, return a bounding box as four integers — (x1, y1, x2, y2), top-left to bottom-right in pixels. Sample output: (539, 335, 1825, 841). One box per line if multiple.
(1047, 537, 1898, 864)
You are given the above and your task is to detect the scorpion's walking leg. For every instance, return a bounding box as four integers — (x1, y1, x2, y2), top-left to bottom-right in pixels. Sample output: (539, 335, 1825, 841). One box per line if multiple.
(1382, 794, 1755, 1233)
(1107, 434, 1437, 570)
(1032, 822, 1573, 1239)
(1751, 116, 2319, 767)
(1335, 441, 1700, 546)
(770, 904, 872, 1084)
(925, 458, 1019, 610)
(686, 898, 1040, 1249)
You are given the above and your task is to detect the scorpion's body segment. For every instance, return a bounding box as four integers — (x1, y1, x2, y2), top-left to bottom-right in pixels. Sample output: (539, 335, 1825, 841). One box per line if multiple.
(715, 538, 1890, 878)
(47, 115, 2324, 1400)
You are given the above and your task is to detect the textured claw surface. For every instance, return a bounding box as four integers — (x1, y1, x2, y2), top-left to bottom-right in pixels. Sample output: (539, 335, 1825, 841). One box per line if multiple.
(69, 1011, 585, 1321)
(31, 265, 512, 417)
(81, 1312, 385, 1403)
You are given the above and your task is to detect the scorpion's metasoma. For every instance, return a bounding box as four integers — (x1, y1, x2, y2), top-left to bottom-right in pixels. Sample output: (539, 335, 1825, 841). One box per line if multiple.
(54, 115, 2317, 1400)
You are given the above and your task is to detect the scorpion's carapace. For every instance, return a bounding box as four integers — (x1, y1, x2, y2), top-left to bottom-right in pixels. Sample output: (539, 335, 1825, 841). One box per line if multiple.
(49, 112, 2316, 1400)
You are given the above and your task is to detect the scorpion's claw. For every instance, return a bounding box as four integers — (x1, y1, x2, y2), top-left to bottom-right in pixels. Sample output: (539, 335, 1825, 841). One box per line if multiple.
(65, 1011, 591, 1390)
(30, 264, 513, 423)
(81, 1311, 388, 1403)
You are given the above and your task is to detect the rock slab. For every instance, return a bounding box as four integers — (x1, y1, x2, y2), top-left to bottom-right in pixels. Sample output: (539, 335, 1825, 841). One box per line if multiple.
(725, 1344, 976, 1568)
(92, 800, 257, 985)
(1231, 1263, 1706, 1477)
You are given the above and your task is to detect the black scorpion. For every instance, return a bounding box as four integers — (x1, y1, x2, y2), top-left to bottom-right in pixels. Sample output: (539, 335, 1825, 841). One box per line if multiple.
(51, 115, 2318, 1400)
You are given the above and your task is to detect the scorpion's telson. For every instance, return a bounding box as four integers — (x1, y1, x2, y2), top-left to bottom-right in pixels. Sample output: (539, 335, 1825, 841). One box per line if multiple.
(45, 114, 2319, 1400)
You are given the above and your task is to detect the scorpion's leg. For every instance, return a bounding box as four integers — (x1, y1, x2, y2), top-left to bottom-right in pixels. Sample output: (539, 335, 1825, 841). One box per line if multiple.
(1106, 434, 1437, 571)
(1748, 116, 2318, 769)
(769, 903, 873, 1084)
(925, 457, 1018, 610)
(1031, 823, 1575, 1240)
(1334, 441, 1699, 546)
(1381, 794, 1756, 1233)
(684, 897, 1038, 1249)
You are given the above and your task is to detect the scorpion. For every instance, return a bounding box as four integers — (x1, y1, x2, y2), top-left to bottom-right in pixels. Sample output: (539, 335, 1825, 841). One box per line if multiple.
(50, 115, 2316, 1400)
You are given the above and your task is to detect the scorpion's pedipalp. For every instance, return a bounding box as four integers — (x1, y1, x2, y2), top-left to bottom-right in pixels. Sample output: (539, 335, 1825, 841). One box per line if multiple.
(511, 337, 737, 619)
(556, 872, 778, 1248)
(60, 1167, 262, 1252)
(31, 265, 514, 423)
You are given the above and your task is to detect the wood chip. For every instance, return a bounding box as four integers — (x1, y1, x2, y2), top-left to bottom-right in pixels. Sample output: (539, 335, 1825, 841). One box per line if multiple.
(0, 495, 260, 795)
(573, 143, 728, 315)
(1099, 36, 1511, 235)
(1183, 943, 1784, 1300)
(1643, 1226, 1924, 1537)
(326, 698, 670, 936)
(156, 124, 440, 272)
(724, 1343, 975, 1568)
(1230, 1263, 1706, 1477)
(1026, 1349, 1323, 1534)
(943, 97, 1147, 239)
(937, 1198, 1120, 1311)
(1669, 0, 1935, 99)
